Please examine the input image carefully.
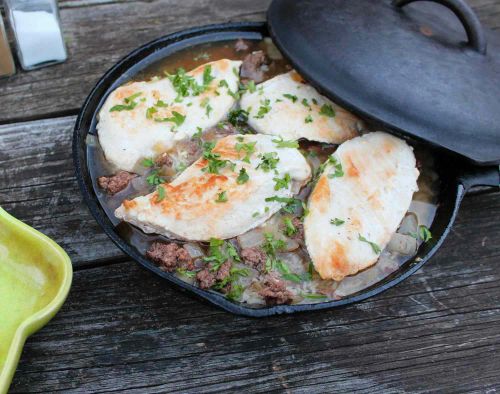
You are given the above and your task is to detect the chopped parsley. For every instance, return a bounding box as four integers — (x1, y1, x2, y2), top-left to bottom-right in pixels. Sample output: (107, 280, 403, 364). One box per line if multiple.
(330, 218, 345, 226)
(255, 98, 271, 119)
(203, 238, 242, 272)
(236, 168, 249, 184)
(176, 268, 197, 278)
(215, 191, 228, 203)
(201, 141, 231, 174)
(235, 139, 256, 163)
(262, 232, 286, 257)
(316, 156, 344, 180)
(410, 225, 433, 243)
(154, 111, 186, 127)
(272, 137, 299, 149)
(312, 98, 318, 105)
(202, 65, 215, 86)
(305, 114, 313, 123)
(156, 185, 166, 202)
(205, 103, 213, 117)
(273, 173, 291, 191)
(358, 234, 382, 254)
(155, 100, 168, 107)
(142, 158, 154, 168)
(283, 93, 298, 103)
(228, 108, 249, 127)
(167, 66, 210, 102)
(265, 196, 302, 214)
(283, 217, 297, 237)
(319, 104, 336, 117)
(110, 92, 143, 112)
(246, 80, 256, 93)
(226, 284, 245, 301)
(300, 292, 328, 300)
(256, 152, 279, 172)
(192, 127, 203, 144)
(302, 98, 311, 108)
(146, 106, 158, 119)
(146, 169, 165, 186)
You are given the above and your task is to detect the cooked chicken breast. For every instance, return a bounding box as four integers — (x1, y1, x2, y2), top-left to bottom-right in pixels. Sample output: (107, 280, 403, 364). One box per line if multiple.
(97, 59, 242, 172)
(304, 132, 419, 281)
(115, 134, 311, 241)
(240, 71, 362, 144)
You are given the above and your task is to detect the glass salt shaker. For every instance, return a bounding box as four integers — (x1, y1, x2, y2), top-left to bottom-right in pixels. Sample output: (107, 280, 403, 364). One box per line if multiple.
(3, 0, 67, 70)
(0, 15, 16, 77)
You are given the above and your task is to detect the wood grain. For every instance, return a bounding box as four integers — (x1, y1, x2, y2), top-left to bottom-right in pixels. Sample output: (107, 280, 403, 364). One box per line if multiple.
(0, 0, 500, 124)
(8, 190, 500, 392)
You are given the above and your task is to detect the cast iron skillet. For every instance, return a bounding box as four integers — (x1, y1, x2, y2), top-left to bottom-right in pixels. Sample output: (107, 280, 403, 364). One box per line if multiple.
(73, 22, 499, 317)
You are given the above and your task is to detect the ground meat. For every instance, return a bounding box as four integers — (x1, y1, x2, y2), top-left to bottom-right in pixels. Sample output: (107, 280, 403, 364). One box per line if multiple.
(216, 261, 232, 281)
(146, 242, 192, 272)
(155, 153, 173, 167)
(258, 274, 293, 306)
(196, 269, 216, 289)
(97, 171, 137, 195)
(240, 50, 269, 83)
(241, 247, 267, 272)
(234, 38, 249, 52)
(290, 217, 304, 242)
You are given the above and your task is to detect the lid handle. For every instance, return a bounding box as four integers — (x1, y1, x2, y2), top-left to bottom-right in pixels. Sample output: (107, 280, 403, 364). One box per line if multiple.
(393, 0, 487, 54)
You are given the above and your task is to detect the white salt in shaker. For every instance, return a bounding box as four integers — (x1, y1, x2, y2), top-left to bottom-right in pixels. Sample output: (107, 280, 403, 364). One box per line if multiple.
(4, 0, 67, 70)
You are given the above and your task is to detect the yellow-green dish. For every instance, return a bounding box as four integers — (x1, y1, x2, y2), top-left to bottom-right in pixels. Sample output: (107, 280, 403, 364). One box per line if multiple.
(0, 207, 72, 394)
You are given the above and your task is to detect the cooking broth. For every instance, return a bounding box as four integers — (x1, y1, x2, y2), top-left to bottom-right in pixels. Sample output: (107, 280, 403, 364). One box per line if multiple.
(87, 38, 439, 306)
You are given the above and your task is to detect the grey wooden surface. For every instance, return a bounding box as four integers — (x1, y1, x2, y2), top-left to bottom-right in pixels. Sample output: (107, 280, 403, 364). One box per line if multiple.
(0, 0, 499, 392)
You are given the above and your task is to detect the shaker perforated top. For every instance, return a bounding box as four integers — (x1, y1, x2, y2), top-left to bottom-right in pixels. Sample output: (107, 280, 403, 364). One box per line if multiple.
(267, 0, 500, 165)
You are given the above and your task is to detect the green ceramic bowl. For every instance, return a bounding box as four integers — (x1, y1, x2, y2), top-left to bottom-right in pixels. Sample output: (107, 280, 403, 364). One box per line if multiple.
(0, 207, 72, 394)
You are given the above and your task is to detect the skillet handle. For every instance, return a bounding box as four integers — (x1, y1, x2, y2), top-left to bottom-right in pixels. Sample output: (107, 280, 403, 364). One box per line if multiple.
(458, 165, 500, 192)
(392, 0, 488, 54)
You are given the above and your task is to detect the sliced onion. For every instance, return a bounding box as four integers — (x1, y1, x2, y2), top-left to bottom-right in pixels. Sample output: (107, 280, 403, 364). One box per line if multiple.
(277, 252, 305, 273)
(264, 37, 283, 60)
(397, 212, 418, 235)
(131, 176, 149, 193)
(387, 233, 418, 255)
(283, 237, 300, 252)
(237, 228, 265, 249)
(184, 242, 205, 258)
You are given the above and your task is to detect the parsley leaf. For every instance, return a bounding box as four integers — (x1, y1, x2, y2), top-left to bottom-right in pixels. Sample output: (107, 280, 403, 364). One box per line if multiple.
(254, 98, 271, 119)
(305, 114, 313, 123)
(235, 140, 256, 163)
(156, 185, 166, 202)
(215, 191, 228, 203)
(236, 168, 249, 184)
(265, 196, 302, 214)
(146, 170, 165, 186)
(110, 92, 143, 112)
(142, 158, 154, 168)
(283, 217, 297, 237)
(228, 108, 249, 127)
(273, 173, 291, 191)
(154, 111, 186, 127)
(272, 137, 299, 149)
(262, 232, 286, 257)
(256, 152, 279, 172)
(319, 104, 336, 117)
(283, 93, 298, 103)
(358, 234, 382, 254)
(330, 218, 345, 226)
(202, 65, 215, 86)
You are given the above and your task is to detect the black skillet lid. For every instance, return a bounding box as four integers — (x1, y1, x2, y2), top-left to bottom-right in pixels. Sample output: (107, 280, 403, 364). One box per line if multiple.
(267, 0, 500, 165)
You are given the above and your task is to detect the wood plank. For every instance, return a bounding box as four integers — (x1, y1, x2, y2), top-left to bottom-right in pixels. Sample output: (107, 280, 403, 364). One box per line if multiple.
(1, 116, 498, 268)
(8, 191, 500, 392)
(0, 0, 499, 123)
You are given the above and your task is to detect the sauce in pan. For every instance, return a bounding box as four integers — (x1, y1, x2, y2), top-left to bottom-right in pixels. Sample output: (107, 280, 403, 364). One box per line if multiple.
(87, 38, 439, 306)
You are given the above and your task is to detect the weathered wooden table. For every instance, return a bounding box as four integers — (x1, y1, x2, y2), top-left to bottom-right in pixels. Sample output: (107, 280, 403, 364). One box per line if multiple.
(1, 0, 499, 392)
